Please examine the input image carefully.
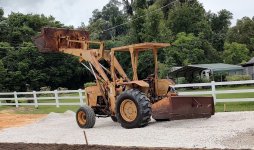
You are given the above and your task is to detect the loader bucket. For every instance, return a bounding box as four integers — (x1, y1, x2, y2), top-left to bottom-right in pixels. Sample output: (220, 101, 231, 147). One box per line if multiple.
(152, 96, 215, 120)
(33, 27, 89, 53)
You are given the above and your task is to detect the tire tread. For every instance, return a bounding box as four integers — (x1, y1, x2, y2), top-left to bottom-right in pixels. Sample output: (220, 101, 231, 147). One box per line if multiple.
(116, 89, 151, 128)
(76, 105, 96, 128)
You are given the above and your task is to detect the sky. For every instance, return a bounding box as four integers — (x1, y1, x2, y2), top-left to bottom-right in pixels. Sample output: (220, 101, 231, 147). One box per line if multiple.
(0, 0, 253, 27)
(199, 0, 254, 25)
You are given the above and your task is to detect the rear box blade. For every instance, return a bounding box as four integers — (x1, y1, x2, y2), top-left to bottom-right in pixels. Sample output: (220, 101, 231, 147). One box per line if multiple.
(152, 96, 215, 120)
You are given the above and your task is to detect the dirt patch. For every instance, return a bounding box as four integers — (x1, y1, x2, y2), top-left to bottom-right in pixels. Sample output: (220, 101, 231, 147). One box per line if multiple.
(0, 114, 46, 129)
(0, 107, 37, 114)
(0, 143, 229, 150)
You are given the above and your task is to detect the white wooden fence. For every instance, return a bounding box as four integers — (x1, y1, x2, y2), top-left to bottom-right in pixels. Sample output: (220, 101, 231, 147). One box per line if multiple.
(0, 80, 254, 108)
(0, 89, 85, 108)
(174, 80, 254, 103)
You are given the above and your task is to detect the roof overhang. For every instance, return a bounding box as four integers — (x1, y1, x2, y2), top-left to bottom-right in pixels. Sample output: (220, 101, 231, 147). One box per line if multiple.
(170, 63, 244, 77)
(170, 66, 206, 77)
(242, 63, 254, 67)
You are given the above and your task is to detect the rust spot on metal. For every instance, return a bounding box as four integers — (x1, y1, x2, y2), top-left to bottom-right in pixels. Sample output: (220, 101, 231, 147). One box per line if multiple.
(33, 27, 89, 53)
(152, 96, 215, 120)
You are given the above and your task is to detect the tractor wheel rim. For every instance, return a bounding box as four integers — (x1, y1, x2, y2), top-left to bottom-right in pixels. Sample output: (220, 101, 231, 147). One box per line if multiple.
(77, 111, 86, 125)
(120, 99, 137, 122)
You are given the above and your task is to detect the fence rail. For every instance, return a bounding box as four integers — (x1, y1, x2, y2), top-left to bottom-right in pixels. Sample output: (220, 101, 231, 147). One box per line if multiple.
(0, 80, 254, 108)
(0, 89, 85, 108)
(174, 80, 254, 103)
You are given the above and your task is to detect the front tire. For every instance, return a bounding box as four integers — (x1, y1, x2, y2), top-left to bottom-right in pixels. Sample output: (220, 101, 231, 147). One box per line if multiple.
(116, 89, 151, 129)
(76, 106, 96, 128)
(111, 116, 118, 122)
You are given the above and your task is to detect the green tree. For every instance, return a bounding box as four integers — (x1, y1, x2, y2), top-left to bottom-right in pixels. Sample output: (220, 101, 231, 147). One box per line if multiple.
(158, 61, 170, 78)
(164, 32, 206, 66)
(0, 8, 9, 43)
(0, 60, 7, 91)
(154, 0, 177, 19)
(208, 9, 233, 51)
(0, 42, 14, 59)
(1, 41, 91, 91)
(0, 8, 4, 20)
(198, 33, 221, 63)
(137, 51, 155, 79)
(167, 0, 210, 36)
(88, 0, 127, 40)
(133, 0, 147, 9)
(143, 5, 164, 42)
(227, 17, 254, 51)
(5, 12, 63, 46)
(223, 42, 250, 64)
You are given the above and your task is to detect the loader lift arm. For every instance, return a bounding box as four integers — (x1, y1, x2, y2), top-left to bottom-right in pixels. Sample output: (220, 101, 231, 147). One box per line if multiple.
(33, 27, 130, 116)
(33, 27, 128, 83)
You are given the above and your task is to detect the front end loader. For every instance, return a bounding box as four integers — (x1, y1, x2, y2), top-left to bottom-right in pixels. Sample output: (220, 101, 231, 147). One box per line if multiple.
(34, 27, 215, 129)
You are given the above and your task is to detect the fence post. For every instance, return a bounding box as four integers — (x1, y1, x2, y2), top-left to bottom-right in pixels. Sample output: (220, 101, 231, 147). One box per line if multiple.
(79, 89, 84, 106)
(54, 90, 59, 108)
(14, 91, 19, 108)
(211, 81, 217, 104)
(33, 91, 38, 108)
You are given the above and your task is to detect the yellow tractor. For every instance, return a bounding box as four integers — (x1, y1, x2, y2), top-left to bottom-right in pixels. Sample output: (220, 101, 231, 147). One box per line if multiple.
(34, 28, 215, 129)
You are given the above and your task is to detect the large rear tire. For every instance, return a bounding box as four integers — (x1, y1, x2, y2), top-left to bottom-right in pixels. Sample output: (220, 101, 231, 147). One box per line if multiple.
(116, 89, 151, 129)
(76, 106, 96, 128)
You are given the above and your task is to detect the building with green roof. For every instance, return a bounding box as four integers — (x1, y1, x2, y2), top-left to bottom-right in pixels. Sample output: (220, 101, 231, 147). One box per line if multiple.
(170, 63, 244, 82)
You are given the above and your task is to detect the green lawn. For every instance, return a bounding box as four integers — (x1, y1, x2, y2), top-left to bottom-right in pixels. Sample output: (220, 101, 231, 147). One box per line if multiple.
(177, 85, 254, 91)
(215, 102, 254, 112)
(217, 92, 254, 99)
(36, 93, 82, 103)
(0, 93, 82, 114)
(177, 85, 254, 112)
(0, 105, 80, 114)
(177, 85, 254, 99)
(0, 86, 254, 114)
(1, 101, 253, 114)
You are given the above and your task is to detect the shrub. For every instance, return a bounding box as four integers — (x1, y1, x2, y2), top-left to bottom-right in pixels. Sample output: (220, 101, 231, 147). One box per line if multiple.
(84, 82, 96, 88)
(40, 86, 51, 91)
(213, 72, 228, 82)
(57, 87, 68, 91)
(177, 77, 188, 84)
(200, 78, 210, 83)
(225, 75, 251, 81)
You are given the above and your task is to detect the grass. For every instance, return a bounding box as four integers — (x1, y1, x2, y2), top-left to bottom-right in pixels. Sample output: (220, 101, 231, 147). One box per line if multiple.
(176, 85, 254, 112)
(1, 86, 254, 114)
(177, 85, 254, 91)
(1, 102, 253, 114)
(177, 85, 254, 99)
(215, 102, 254, 112)
(0, 105, 80, 114)
(0, 93, 82, 114)
(217, 92, 254, 99)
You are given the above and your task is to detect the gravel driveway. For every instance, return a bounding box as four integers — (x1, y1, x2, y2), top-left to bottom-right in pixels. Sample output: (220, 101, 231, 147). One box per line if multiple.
(0, 111, 253, 149)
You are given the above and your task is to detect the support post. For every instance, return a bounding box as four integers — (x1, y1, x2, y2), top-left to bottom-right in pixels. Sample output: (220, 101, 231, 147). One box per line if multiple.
(14, 91, 18, 108)
(33, 91, 38, 108)
(79, 89, 84, 106)
(211, 81, 217, 104)
(54, 90, 59, 108)
(83, 130, 88, 145)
